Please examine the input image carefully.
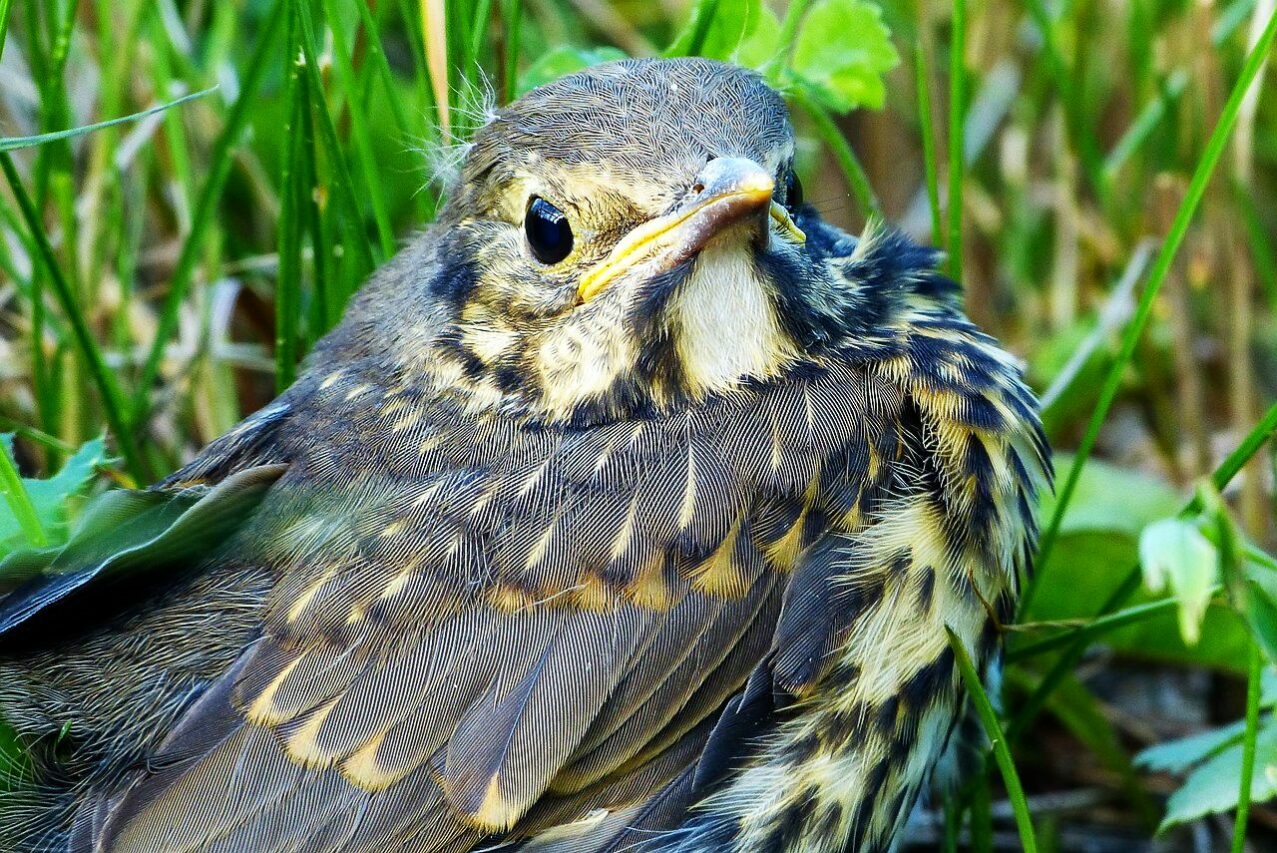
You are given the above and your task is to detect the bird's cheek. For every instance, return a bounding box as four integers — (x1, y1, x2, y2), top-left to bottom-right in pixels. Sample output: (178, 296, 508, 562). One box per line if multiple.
(529, 323, 635, 418)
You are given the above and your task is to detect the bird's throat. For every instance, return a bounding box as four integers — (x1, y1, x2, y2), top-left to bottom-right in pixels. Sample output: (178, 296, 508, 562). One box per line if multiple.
(671, 239, 796, 396)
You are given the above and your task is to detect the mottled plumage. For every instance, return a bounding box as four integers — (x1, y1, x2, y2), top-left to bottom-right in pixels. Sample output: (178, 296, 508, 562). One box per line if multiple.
(0, 58, 1049, 853)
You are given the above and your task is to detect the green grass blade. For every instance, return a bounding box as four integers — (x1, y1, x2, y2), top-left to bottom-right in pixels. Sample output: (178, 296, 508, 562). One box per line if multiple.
(1025, 8, 1277, 611)
(1103, 69, 1189, 181)
(941, 795, 960, 852)
(294, 0, 376, 281)
(1212, 401, 1277, 493)
(501, 0, 522, 103)
(0, 153, 143, 480)
(1233, 641, 1263, 853)
(0, 0, 11, 61)
(0, 437, 47, 547)
(1007, 593, 1193, 664)
(353, 0, 418, 140)
(1023, 0, 1107, 202)
(299, 79, 333, 342)
(0, 419, 77, 455)
(1234, 180, 1277, 309)
(947, 627, 1038, 853)
(764, 0, 810, 78)
(969, 770, 994, 851)
(0, 186, 56, 446)
(276, 3, 306, 393)
(133, 0, 287, 422)
(323, 0, 396, 261)
(0, 90, 217, 152)
(946, 0, 965, 279)
(915, 37, 942, 247)
(468, 0, 494, 69)
(1011, 402, 1277, 731)
(794, 90, 881, 219)
(1106, 0, 1254, 180)
(669, 0, 722, 58)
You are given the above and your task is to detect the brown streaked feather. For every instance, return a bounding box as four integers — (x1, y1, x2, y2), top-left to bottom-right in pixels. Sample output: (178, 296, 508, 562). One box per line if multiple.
(556, 569, 779, 793)
(442, 605, 648, 827)
(87, 359, 901, 851)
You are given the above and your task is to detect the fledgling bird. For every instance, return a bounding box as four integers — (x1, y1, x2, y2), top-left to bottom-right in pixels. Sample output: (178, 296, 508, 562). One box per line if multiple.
(0, 58, 1049, 853)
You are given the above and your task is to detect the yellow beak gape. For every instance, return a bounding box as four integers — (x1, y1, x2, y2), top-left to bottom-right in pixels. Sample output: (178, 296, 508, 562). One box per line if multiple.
(770, 201, 807, 244)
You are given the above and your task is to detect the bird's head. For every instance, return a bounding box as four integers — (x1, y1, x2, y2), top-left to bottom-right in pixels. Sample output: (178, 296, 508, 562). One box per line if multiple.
(343, 58, 907, 424)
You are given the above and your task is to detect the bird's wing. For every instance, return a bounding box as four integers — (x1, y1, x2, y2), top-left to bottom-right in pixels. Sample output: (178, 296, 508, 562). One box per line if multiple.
(0, 400, 292, 649)
(90, 361, 902, 853)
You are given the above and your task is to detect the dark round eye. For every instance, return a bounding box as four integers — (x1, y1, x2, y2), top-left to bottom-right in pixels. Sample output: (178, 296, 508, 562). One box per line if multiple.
(784, 170, 804, 210)
(524, 196, 574, 264)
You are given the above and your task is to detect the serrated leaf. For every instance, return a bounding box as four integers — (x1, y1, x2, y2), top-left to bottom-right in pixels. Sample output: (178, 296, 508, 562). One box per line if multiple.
(518, 46, 628, 94)
(1157, 722, 1277, 832)
(0, 437, 109, 556)
(790, 0, 899, 112)
(1139, 517, 1218, 645)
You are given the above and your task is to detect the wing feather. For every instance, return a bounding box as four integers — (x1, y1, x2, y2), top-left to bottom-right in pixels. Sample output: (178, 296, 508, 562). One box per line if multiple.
(90, 360, 900, 851)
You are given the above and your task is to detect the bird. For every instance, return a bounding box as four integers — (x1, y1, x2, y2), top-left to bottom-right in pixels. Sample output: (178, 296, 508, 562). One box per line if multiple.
(0, 57, 1050, 853)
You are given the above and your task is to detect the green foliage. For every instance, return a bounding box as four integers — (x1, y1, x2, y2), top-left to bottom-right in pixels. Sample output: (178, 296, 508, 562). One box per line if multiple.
(665, 0, 900, 113)
(1139, 716, 1277, 831)
(0, 436, 107, 556)
(668, 0, 769, 61)
(789, 0, 899, 111)
(1140, 516, 1219, 645)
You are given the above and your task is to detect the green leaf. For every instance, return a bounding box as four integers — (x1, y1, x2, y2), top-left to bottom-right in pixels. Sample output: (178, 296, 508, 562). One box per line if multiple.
(0, 436, 44, 548)
(518, 46, 627, 94)
(1137, 718, 1250, 775)
(1025, 459, 1255, 672)
(667, 0, 751, 60)
(1155, 721, 1277, 832)
(789, 0, 899, 112)
(1201, 482, 1277, 662)
(1139, 517, 1219, 645)
(0, 437, 108, 556)
(734, 7, 782, 68)
(1042, 454, 1183, 538)
(696, 0, 761, 61)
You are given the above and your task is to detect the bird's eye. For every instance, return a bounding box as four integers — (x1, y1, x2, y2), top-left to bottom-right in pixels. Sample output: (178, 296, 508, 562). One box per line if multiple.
(784, 170, 804, 210)
(524, 196, 574, 264)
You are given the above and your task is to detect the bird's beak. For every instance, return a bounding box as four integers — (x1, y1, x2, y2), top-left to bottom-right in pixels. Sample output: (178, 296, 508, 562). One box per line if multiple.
(577, 157, 806, 302)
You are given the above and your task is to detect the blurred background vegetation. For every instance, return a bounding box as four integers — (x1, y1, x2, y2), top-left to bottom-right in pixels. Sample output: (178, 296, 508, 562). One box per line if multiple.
(1, 0, 1277, 849)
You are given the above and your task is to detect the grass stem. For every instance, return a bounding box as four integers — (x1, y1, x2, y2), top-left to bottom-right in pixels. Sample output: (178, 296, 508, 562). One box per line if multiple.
(794, 90, 881, 220)
(1024, 8, 1277, 612)
(948, 627, 1038, 853)
(1233, 640, 1263, 853)
(0, 153, 143, 479)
